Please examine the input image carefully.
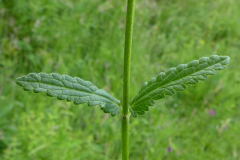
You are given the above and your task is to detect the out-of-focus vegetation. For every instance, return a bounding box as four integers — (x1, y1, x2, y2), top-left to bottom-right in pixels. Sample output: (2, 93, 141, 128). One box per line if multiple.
(0, 0, 240, 159)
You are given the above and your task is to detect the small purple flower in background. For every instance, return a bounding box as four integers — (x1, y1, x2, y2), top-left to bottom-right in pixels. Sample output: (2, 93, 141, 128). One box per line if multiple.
(167, 146, 172, 152)
(224, 125, 228, 130)
(209, 109, 215, 116)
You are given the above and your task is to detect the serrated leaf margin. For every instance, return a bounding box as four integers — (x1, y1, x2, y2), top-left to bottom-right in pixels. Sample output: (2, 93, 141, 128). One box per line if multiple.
(16, 73, 121, 116)
(130, 55, 230, 117)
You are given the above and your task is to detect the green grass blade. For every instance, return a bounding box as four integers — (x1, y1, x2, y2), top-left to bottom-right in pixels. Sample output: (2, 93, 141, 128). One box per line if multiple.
(16, 73, 120, 116)
(130, 55, 230, 117)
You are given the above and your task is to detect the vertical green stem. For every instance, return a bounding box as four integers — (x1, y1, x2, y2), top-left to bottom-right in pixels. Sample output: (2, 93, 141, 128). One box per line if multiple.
(122, 115, 129, 160)
(122, 0, 135, 159)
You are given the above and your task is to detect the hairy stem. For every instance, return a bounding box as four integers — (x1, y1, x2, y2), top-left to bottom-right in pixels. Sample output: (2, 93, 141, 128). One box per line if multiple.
(122, 0, 135, 159)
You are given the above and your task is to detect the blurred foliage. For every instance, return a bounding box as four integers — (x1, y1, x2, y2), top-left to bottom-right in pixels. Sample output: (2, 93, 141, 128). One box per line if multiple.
(0, 0, 240, 159)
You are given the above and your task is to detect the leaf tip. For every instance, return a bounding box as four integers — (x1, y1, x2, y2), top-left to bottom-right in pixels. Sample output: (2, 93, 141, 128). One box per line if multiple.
(15, 76, 25, 87)
(219, 55, 230, 65)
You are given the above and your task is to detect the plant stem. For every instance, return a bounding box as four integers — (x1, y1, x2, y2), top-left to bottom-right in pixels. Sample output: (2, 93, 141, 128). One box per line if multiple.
(122, 0, 135, 159)
(122, 115, 129, 160)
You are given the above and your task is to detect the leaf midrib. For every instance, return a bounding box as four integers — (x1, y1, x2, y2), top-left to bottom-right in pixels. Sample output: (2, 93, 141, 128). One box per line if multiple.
(18, 80, 120, 106)
(131, 61, 220, 108)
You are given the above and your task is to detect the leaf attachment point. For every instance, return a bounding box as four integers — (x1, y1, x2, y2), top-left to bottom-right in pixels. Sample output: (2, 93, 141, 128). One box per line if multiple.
(130, 55, 230, 117)
(16, 73, 121, 116)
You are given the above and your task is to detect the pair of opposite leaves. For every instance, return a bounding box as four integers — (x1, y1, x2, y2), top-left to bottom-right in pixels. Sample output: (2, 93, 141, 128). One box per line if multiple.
(16, 55, 230, 118)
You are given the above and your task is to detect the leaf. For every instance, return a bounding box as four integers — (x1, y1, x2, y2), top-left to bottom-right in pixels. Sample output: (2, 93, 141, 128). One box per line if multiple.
(130, 55, 230, 117)
(16, 73, 121, 116)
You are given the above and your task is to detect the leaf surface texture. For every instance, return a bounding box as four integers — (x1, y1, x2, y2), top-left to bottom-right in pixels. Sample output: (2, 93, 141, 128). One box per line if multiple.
(130, 55, 230, 117)
(16, 73, 120, 116)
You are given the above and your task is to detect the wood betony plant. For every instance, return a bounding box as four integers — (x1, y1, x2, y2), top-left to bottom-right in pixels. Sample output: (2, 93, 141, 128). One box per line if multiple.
(15, 0, 230, 159)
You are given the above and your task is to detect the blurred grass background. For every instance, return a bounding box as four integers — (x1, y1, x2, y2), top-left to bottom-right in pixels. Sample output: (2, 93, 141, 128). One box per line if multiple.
(0, 0, 240, 159)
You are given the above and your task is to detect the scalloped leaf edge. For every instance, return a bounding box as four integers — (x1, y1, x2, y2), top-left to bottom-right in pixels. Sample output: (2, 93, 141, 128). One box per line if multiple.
(130, 55, 230, 117)
(16, 73, 121, 116)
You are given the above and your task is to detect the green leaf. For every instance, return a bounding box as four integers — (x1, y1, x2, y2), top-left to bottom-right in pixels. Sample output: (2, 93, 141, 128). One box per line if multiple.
(16, 73, 121, 116)
(130, 55, 230, 117)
